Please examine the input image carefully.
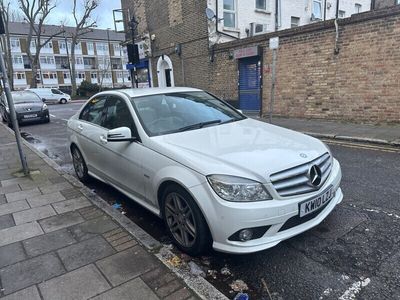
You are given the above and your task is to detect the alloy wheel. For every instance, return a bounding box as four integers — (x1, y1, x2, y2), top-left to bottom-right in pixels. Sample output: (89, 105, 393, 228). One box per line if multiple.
(72, 149, 85, 179)
(164, 192, 197, 248)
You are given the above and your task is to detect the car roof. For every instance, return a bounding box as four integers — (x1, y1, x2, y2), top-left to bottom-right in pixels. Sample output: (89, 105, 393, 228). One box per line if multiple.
(102, 87, 203, 98)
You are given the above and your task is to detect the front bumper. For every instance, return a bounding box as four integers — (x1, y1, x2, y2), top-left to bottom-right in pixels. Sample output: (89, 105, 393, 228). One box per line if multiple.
(189, 158, 343, 254)
(17, 110, 49, 123)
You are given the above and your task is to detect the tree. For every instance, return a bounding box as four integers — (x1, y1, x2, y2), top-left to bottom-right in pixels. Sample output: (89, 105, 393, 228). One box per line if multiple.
(69, 0, 99, 97)
(18, 0, 64, 88)
(0, 0, 22, 90)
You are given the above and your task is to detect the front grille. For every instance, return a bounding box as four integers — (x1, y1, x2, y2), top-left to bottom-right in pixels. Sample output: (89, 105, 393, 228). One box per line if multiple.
(270, 153, 332, 197)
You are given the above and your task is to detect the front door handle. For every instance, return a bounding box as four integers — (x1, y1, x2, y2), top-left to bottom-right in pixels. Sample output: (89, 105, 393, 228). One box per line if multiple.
(77, 124, 83, 132)
(99, 135, 108, 144)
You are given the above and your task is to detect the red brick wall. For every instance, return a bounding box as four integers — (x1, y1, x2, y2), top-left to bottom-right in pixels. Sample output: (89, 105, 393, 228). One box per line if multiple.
(211, 7, 400, 124)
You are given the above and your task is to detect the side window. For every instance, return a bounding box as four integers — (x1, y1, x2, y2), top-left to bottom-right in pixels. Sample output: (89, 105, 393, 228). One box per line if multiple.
(51, 89, 62, 94)
(102, 97, 138, 136)
(79, 97, 107, 126)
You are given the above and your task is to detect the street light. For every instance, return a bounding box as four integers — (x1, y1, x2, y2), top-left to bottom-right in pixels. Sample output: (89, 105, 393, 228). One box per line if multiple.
(61, 25, 73, 90)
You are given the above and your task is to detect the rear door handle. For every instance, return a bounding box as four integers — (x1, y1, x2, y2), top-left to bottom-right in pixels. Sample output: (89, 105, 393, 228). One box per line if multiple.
(99, 135, 108, 144)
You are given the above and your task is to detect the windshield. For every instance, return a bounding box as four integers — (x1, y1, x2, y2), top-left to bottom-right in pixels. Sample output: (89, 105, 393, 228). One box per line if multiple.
(11, 92, 42, 104)
(130, 91, 246, 136)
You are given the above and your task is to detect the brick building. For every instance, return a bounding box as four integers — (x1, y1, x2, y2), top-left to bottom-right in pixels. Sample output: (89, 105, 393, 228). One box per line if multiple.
(8, 22, 131, 91)
(372, 0, 400, 9)
(122, 0, 400, 123)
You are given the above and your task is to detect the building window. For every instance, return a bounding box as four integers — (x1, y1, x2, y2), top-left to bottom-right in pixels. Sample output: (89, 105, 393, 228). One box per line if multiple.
(87, 42, 94, 51)
(355, 3, 362, 13)
(339, 10, 345, 18)
(11, 38, 20, 48)
(13, 72, 26, 80)
(254, 24, 267, 34)
(30, 40, 36, 48)
(75, 57, 84, 65)
(291, 16, 300, 28)
(91, 72, 97, 79)
(42, 40, 53, 49)
(75, 42, 82, 50)
(255, 0, 266, 10)
(312, 0, 322, 19)
(39, 56, 55, 65)
(42, 72, 57, 79)
(96, 43, 108, 52)
(63, 72, 71, 79)
(223, 0, 236, 28)
(113, 43, 121, 54)
(12, 55, 23, 65)
(76, 72, 85, 79)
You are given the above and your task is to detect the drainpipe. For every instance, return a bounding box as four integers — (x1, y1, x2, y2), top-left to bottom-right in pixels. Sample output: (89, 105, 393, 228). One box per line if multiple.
(324, 0, 327, 21)
(334, 0, 340, 54)
(275, 0, 279, 31)
(215, 0, 239, 40)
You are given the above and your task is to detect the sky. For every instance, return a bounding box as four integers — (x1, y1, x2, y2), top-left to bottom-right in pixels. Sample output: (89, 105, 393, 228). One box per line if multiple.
(10, 0, 122, 30)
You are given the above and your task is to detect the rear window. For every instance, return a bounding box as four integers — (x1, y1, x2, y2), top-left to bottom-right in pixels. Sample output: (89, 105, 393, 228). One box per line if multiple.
(12, 92, 42, 104)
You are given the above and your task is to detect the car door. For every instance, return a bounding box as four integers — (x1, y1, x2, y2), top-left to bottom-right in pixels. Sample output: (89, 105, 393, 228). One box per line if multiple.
(75, 96, 109, 177)
(98, 95, 146, 202)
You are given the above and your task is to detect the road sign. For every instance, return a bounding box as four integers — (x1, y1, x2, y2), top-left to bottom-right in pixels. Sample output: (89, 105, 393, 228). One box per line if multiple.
(269, 37, 279, 50)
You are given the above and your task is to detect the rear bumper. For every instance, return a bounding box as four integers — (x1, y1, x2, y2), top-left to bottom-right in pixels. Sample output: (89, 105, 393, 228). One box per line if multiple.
(189, 159, 343, 254)
(17, 110, 49, 123)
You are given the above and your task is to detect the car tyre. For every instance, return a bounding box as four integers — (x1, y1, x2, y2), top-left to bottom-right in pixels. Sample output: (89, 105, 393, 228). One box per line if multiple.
(161, 184, 212, 256)
(71, 146, 90, 183)
(60, 98, 67, 104)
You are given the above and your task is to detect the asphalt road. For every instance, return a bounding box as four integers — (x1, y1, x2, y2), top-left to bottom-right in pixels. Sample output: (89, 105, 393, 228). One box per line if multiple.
(16, 103, 400, 300)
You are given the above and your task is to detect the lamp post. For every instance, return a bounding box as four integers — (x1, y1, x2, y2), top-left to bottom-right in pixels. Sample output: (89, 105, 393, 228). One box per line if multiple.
(61, 25, 73, 89)
(106, 28, 114, 88)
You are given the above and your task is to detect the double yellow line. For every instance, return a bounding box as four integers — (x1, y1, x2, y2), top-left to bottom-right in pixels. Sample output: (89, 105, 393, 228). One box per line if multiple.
(321, 139, 400, 153)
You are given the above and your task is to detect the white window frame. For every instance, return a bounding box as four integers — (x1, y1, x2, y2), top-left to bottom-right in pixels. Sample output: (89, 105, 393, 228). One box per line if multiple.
(11, 38, 20, 48)
(75, 57, 84, 65)
(339, 10, 346, 18)
(13, 72, 26, 80)
(63, 72, 71, 79)
(42, 71, 57, 79)
(312, 0, 322, 20)
(223, 0, 236, 29)
(76, 72, 85, 79)
(42, 40, 53, 49)
(39, 56, 55, 65)
(355, 3, 362, 13)
(87, 42, 94, 51)
(291, 16, 300, 28)
(91, 72, 97, 79)
(255, 0, 267, 11)
(12, 55, 23, 65)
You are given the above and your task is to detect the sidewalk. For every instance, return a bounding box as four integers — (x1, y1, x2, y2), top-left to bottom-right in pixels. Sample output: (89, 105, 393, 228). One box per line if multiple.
(0, 123, 222, 300)
(254, 116, 400, 146)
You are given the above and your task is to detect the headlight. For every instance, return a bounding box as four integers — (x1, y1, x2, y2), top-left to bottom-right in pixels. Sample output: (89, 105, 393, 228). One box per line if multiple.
(207, 175, 272, 202)
(42, 104, 48, 110)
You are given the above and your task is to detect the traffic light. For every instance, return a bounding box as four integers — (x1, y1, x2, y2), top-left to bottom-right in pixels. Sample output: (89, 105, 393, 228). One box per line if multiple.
(127, 44, 140, 64)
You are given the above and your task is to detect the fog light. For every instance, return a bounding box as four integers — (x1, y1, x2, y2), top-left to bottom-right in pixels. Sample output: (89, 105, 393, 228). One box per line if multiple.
(238, 229, 253, 241)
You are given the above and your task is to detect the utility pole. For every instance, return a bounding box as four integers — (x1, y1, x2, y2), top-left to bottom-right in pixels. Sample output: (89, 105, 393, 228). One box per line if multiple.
(62, 25, 73, 85)
(128, 16, 139, 88)
(106, 28, 115, 88)
(0, 15, 29, 175)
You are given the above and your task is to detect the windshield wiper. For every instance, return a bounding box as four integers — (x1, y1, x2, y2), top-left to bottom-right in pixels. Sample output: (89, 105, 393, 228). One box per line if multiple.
(176, 119, 221, 132)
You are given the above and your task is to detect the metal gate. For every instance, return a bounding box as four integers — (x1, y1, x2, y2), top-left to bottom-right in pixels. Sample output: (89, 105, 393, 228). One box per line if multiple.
(238, 56, 261, 111)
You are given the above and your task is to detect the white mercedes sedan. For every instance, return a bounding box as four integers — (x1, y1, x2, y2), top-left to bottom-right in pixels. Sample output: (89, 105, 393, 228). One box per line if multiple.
(67, 87, 342, 255)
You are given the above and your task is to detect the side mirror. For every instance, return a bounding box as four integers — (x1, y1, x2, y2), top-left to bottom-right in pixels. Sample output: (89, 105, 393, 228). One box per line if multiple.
(42, 98, 46, 102)
(237, 109, 243, 114)
(107, 127, 137, 142)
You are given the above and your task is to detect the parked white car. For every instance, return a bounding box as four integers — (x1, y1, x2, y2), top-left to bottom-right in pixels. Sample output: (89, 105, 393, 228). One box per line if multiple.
(67, 87, 342, 255)
(26, 88, 71, 104)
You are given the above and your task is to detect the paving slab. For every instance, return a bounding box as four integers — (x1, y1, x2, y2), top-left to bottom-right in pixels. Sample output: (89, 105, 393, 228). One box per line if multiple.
(39, 264, 110, 300)
(5, 188, 41, 202)
(0, 221, 43, 247)
(0, 194, 6, 205)
(0, 200, 30, 217)
(0, 214, 14, 230)
(0, 242, 26, 269)
(39, 211, 84, 233)
(0, 177, 33, 187)
(69, 215, 119, 241)
(0, 252, 65, 295)
(27, 191, 66, 208)
(0, 286, 41, 300)
(92, 277, 159, 300)
(57, 235, 115, 271)
(13, 205, 57, 225)
(96, 246, 157, 286)
(39, 181, 73, 194)
(23, 228, 76, 257)
(52, 197, 92, 214)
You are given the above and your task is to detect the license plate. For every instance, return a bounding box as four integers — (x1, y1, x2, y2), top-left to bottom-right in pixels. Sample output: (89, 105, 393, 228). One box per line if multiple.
(24, 114, 37, 119)
(299, 186, 335, 217)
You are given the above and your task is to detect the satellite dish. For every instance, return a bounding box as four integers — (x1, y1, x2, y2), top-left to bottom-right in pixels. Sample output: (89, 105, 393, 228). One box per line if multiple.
(206, 8, 216, 20)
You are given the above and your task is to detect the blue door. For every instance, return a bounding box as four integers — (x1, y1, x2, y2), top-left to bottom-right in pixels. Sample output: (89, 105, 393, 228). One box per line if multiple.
(239, 57, 261, 111)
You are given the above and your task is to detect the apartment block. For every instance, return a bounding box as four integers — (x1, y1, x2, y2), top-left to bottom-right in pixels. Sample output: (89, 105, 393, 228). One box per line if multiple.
(8, 22, 132, 91)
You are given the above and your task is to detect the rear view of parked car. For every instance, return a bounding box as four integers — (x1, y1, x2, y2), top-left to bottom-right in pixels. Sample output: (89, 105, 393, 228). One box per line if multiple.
(27, 88, 71, 104)
(0, 91, 50, 126)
